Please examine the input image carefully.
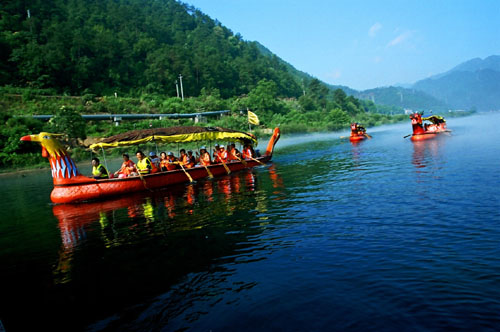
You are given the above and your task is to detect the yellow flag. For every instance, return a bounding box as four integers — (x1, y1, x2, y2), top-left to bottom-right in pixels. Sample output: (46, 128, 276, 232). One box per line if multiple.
(247, 110, 260, 125)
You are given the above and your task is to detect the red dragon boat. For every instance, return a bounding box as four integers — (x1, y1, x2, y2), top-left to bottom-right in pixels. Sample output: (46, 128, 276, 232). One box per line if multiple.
(408, 113, 450, 141)
(349, 123, 370, 142)
(20, 126, 280, 204)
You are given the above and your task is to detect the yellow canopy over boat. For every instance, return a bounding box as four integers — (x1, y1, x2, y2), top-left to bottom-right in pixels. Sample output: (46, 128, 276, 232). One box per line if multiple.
(422, 115, 446, 124)
(89, 126, 258, 150)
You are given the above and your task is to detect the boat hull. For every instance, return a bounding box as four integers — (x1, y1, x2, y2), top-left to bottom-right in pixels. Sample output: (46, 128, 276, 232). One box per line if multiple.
(410, 130, 448, 141)
(51, 156, 270, 204)
(349, 135, 366, 142)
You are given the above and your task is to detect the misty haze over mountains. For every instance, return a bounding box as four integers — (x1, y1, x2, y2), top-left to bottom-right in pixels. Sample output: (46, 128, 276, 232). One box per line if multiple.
(346, 55, 500, 112)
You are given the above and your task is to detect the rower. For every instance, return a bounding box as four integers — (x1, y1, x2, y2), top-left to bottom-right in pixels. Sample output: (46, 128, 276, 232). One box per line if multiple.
(135, 150, 153, 175)
(213, 144, 220, 163)
(159, 152, 168, 171)
(242, 144, 255, 160)
(217, 145, 228, 163)
(179, 149, 193, 168)
(187, 150, 196, 168)
(166, 152, 179, 170)
(228, 143, 241, 161)
(91, 157, 109, 179)
(149, 151, 160, 168)
(114, 153, 136, 178)
(197, 146, 211, 166)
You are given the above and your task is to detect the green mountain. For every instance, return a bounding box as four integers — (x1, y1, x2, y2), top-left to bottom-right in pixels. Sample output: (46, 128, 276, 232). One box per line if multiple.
(0, 0, 302, 98)
(254, 41, 358, 96)
(413, 56, 500, 111)
(352, 86, 449, 112)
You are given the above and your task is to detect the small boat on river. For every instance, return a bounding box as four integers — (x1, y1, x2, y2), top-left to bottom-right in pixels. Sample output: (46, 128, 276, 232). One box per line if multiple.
(20, 126, 280, 204)
(408, 113, 450, 141)
(350, 123, 371, 142)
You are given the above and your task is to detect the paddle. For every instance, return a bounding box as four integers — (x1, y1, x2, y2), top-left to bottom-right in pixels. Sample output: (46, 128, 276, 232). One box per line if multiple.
(403, 134, 412, 138)
(196, 151, 214, 178)
(363, 133, 372, 139)
(219, 158, 231, 175)
(134, 166, 153, 191)
(202, 164, 214, 179)
(235, 155, 248, 166)
(249, 156, 265, 165)
(176, 162, 195, 183)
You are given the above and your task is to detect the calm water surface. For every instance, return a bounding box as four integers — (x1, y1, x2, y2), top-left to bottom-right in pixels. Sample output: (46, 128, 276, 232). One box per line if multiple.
(1, 113, 499, 331)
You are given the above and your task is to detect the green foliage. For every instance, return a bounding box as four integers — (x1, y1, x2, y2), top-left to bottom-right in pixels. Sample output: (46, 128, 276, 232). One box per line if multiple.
(0, 114, 46, 168)
(45, 106, 86, 142)
(1, 0, 302, 98)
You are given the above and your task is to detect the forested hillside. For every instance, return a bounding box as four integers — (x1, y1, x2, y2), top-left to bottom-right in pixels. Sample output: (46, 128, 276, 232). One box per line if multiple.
(413, 56, 500, 111)
(0, 0, 303, 98)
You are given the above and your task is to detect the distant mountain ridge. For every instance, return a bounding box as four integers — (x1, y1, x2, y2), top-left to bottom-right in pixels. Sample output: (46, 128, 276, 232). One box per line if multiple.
(340, 55, 500, 112)
(412, 55, 500, 111)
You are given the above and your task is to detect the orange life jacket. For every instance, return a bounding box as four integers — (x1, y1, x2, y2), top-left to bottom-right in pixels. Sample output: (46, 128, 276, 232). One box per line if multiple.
(228, 148, 239, 161)
(242, 148, 253, 160)
(200, 152, 211, 166)
(217, 150, 228, 163)
(120, 160, 135, 175)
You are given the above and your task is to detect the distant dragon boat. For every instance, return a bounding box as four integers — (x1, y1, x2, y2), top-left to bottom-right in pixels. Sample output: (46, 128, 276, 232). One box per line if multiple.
(349, 123, 371, 142)
(20, 126, 280, 204)
(408, 113, 450, 141)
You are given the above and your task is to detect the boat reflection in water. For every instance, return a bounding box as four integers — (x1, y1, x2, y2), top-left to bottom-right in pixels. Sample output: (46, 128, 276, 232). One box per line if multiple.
(50, 167, 285, 329)
(411, 136, 447, 171)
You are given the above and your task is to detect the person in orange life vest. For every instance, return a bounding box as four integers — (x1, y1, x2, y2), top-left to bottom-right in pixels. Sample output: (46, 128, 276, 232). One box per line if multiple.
(212, 144, 221, 163)
(149, 151, 160, 168)
(166, 152, 179, 171)
(179, 149, 194, 168)
(114, 153, 136, 178)
(159, 152, 169, 172)
(228, 143, 241, 161)
(197, 146, 211, 166)
(217, 145, 228, 163)
(242, 144, 255, 160)
(187, 150, 196, 168)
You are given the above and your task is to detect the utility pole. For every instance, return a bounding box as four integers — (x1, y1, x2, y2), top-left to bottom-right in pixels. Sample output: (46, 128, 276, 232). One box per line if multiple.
(179, 74, 184, 101)
(175, 80, 180, 98)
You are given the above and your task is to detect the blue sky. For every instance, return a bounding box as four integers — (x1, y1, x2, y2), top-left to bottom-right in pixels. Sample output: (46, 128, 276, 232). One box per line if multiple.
(185, 0, 500, 91)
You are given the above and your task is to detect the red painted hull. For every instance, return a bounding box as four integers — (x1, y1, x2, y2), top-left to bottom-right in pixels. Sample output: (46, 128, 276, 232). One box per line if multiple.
(410, 130, 448, 141)
(51, 157, 271, 204)
(350, 134, 366, 142)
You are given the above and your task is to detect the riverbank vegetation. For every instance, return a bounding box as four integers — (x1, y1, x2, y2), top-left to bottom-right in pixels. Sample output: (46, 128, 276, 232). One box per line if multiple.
(1, 84, 475, 171)
(0, 0, 475, 170)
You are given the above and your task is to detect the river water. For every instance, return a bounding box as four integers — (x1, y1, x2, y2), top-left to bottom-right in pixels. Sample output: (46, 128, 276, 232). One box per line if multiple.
(1, 113, 499, 331)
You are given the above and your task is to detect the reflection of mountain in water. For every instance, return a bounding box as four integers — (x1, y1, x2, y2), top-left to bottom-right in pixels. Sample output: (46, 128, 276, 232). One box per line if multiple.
(50, 168, 285, 330)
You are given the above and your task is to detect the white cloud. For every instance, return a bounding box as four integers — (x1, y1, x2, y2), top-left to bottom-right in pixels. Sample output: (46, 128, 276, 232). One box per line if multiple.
(387, 31, 412, 47)
(369, 23, 382, 37)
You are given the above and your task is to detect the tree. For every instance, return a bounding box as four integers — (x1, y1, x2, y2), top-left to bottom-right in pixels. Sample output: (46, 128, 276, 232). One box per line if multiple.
(46, 106, 86, 145)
